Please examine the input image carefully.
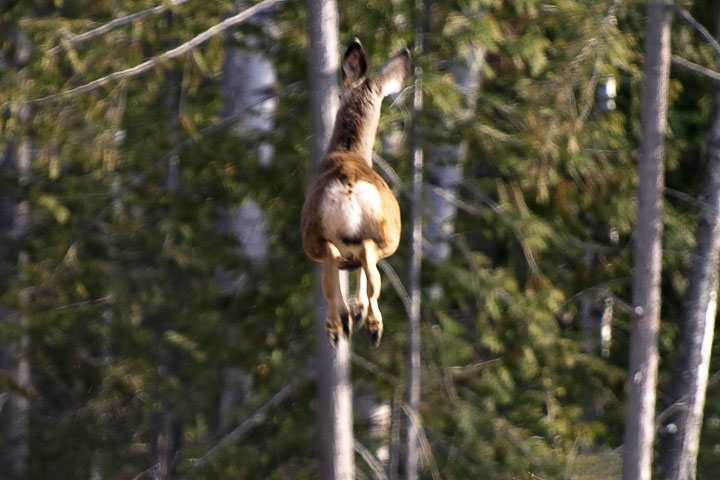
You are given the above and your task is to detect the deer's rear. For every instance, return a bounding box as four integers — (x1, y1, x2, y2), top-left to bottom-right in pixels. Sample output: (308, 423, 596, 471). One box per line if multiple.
(301, 39, 410, 347)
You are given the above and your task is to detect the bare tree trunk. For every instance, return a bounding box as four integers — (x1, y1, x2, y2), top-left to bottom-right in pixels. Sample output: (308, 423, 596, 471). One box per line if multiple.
(305, 1, 354, 479)
(658, 11, 720, 479)
(221, 0, 277, 167)
(621, 2, 672, 480)
(0, 27, 33, 478)
(405, 2, 424, 478)
(7, 142, 32, 479)
(214, 0, 278, 436)
(425, 12, 484, 265)
(152, 397, 182, 480)
(0, 136, 32, 480)
(151, 33, 185, 479)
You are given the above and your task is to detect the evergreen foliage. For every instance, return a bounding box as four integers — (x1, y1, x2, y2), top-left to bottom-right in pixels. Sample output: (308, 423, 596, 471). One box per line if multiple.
(1, 0, 719, 478)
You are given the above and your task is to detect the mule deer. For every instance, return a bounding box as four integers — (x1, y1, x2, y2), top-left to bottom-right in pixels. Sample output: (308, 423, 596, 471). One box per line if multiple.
(302, 39, 410, 347)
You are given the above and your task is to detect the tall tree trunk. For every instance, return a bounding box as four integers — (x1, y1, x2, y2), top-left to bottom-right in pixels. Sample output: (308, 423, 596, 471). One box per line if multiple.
(425, 13, 484, 265)
(305, 1, 354, 479)
(0, 26, 33, 478)
(152, 31, 184, 479)
(221, 0, 277, 168)
(621, 2, 672, 480)
(215, 0, 277, 435)
(405, 2, 424, 478)
(658, 10, 720, 479)
(7, 147, 32, 480)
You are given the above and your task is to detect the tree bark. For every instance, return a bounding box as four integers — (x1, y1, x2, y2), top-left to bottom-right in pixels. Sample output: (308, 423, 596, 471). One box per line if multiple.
(221, 0, 277, 167)
(425, 14, 484, 265)
(0, 28, 33, 478)
(305, 1, 354, 479)
(405, 1, 424, 478)
(152, 33, 184, 480)
(658, 10, 720, 479)
(621, 2, 672, 480)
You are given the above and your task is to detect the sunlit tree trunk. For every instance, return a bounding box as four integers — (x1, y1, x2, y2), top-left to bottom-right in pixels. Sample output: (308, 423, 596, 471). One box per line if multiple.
(305, 1, 354, 478)
(425, 12, 484, 265)
(622, 2, 672, 480)
(405, 1, 424, 478)
(658, 11, 720, 479)
(215, 1, 276, 431)
(221, 0, 277, 168)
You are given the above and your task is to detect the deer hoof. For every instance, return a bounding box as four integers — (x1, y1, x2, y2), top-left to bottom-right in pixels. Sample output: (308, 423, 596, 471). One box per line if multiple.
(348, 298, 367, 328)
(368, 327, 382, 348)
(327, 330, 339, 349)
(341, 315, 351, 338)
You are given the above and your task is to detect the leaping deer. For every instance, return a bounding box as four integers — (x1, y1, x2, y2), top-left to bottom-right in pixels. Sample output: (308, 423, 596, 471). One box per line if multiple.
(302, 39, 410, 348)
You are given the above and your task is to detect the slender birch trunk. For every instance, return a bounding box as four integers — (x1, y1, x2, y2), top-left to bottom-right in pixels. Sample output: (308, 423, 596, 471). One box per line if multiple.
(622, 2, 672, 479)
(305, 1, 354, 478)
(405, 1, 424, 478)
(425, 14, 484, 265)
(215, 3, 275, 430)
(658, 11, 720, 479)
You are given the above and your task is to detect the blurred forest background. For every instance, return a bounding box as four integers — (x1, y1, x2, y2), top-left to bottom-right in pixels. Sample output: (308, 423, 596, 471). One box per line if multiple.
(2, 0, 720, 478)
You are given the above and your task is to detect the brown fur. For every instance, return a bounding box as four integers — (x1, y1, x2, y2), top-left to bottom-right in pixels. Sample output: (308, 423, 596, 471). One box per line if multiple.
(301, 40, 410, 347)
(301, 151, 401, 264)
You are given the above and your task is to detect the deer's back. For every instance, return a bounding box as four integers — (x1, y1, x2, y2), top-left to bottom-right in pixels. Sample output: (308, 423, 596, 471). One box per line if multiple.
(302, 152, 401, 267)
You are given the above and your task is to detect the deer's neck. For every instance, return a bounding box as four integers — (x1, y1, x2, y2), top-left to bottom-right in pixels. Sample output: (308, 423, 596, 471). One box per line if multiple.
(325, 82, 382, 166)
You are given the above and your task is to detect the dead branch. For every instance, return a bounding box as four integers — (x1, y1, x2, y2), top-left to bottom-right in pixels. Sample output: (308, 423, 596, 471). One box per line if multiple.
(351, 352, 401, 386)
(372, 153, 403, 187)
(25, 0, 286, 106)
(670, 5, 720, 59)
(401, 402, 441, 480)
(671, 55, 720, 83)
(378, 259, 412, 317)
(186, 369, 311, 476)
(432, 183, 542, 277)
(48, 0, 196, 55)
(353, 440, 389, 480)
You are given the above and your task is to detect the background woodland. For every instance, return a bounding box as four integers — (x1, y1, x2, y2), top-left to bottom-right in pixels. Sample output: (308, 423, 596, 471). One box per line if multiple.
(2, 0, 720, 478)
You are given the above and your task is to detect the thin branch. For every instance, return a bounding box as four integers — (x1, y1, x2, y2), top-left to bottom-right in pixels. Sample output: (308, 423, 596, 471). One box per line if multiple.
(353, 440, 389, 480)
(664, 186, 700, 207)
(377, 259, 412, 317)
(401, 403, 442, 480)
(372, 153, 403, 188)
(672, 55, 720, 83)
(553, 277, 631, 317)
(655, 400, 689, 432)
(130, 463, 159, 480)
(186, 369, 311, 476)
(433, 183, 542, 277)
(445, 358, 502, 378)
(53, 295, 112, 312)
(351, 352, 401, 385)
(48, 0, 196, 55)
(127, 81, 300, 189)
(670, 5, 720, 59)
(23, 0, 286, 106)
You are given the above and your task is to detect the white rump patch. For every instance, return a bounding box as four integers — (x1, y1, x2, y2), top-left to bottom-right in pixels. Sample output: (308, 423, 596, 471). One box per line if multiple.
(320, 179, 382, 241)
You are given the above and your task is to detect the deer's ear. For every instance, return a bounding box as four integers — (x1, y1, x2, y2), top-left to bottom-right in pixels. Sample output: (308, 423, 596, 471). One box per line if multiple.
(376, 48, 411, 97)
(342, 39, 368, 90)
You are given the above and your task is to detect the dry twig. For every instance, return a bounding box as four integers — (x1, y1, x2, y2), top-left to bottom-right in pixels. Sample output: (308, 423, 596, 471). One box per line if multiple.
(25, 0, 286, 106)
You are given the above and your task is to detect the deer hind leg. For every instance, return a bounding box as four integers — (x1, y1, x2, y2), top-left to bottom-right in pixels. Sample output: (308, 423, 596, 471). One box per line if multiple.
(322, 241, 351, 346)
(361, 239, 383, 347)
(350, 268, 369, 329)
